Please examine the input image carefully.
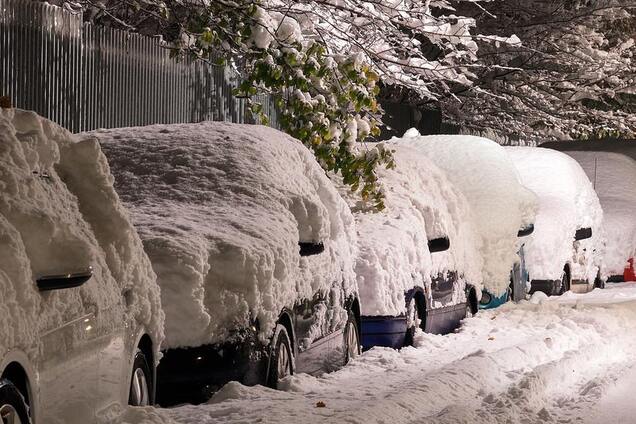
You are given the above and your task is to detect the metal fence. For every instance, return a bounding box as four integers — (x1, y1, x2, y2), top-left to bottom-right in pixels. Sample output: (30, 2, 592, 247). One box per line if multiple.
(0, 0, 276, 133)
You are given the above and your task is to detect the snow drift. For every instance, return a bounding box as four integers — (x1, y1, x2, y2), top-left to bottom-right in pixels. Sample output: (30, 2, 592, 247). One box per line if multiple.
(396, 132, 537, 296)
(506, 147, 603, 283)
(564, 151, 636, 277)
(93, 122, 357, 349)
(342, 144, 483, 316)
(0, 108, 164, 360)
(506, 147, 603, 282)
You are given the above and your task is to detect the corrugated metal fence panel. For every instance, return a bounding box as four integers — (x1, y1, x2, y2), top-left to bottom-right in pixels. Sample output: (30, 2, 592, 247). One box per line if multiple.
(0, 0, 277, 132)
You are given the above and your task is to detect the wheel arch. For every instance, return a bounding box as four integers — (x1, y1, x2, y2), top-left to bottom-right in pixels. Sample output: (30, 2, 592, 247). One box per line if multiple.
(1, 362, 30, 407)
(276, 309, 295, 353)
(348, 295, 362, 336)
(410, 286, 428, 321)
(466, 285, 478, 315)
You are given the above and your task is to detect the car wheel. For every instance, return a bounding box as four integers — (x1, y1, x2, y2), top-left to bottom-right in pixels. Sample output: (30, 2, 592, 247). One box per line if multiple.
(594, 271, 605, 289)
(344, 314, 361, 362)
(129, 349, 152, 406)
(0, 380, 30, 424)
(404, 299, 420, 346)
(559, 269, 570, 295)
(267, 324, 293, 389)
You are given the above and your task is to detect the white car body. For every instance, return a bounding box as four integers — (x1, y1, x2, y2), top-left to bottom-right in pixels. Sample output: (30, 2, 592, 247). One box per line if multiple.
(506, 147, 604, 294)
(0, 109, 164, 423)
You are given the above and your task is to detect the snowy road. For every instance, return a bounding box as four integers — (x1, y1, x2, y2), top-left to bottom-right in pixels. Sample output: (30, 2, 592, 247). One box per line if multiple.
(125, 284, 636, 424)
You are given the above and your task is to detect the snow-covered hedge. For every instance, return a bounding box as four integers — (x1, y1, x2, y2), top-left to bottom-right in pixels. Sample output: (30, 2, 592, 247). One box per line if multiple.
(93, 122, 358, 349)
(397, 132, 537, 296)
(341, 144, 483, 316)
(564, 151, 635, 277)
(506, 147, 603, 282)
(0, 109, 164, 359)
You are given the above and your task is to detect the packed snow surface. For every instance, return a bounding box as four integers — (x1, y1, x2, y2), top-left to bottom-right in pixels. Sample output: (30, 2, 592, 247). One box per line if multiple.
(343, 144, 483, 316)
(506, 147, 604, 282)
(123, 283, 636, 424)
(92, 122, 357, 349)
(395, 132, 538, 296)
(0, 108, 164, 359)
(565, 151, 636, 277)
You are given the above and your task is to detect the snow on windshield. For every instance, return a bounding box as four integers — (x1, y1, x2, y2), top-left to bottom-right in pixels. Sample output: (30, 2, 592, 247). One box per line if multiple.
(93, 122, 357, 349)
(395, 132, 537, 296)
(506, 147, 603, 282)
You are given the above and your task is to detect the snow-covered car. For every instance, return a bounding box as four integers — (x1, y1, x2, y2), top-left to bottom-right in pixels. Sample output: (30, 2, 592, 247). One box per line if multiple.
(342, 144, 483, 349)
(561, 151, 636, 282)
(397, 132, 538, 308)
(94, 122, 360, 405)
(506, 147, 604, 295)
(0, 109, 164, 424)
(539, 140, 636, 282)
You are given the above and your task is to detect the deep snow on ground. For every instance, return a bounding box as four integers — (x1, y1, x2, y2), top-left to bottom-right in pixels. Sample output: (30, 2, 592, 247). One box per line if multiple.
(124, 283, 636, 424)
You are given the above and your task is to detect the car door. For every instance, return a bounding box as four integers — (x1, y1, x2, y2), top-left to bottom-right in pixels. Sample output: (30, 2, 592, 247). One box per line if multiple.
(431, 270, 456, 306)
(94, 285, 130, 421)
(293, 290, 330, 374)
(38, 277, 100, 424)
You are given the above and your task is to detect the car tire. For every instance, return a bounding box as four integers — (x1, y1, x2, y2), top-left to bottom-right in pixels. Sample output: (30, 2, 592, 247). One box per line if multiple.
(404, 299, 420, 346)
(129, 349, 152, 406)
(559, 268, 570, 295)
(344, 313, 361, 362)
(594, 272, 605, 289)
(267, 324, 293, 389)
(0, 379, 30, 424)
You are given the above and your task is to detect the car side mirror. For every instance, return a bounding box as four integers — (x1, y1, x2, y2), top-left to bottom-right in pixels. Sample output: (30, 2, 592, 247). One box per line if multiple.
(574, 227, 592, 241)
(428, 237, 450, 253)
(36, 267, 93, 292)
(517, 224, 534, 238)
(299, 242, 325, 256)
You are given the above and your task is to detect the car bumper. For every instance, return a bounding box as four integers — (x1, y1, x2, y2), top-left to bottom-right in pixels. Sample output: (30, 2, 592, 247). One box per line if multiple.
(360, 315, 407, 350)
(529, 279, 557, 296)
(156, 331, 269, 406)
(479, 290, 509, 310)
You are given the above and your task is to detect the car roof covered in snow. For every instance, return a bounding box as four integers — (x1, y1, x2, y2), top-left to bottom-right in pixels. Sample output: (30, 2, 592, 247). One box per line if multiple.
(0, 109, 164, 358)
(341, 144, 483, 316)
(506, 147, 603, 281)
(393, 132, 538, 296)
(92, 122, 357, 349)
(539, 139, 636, 161)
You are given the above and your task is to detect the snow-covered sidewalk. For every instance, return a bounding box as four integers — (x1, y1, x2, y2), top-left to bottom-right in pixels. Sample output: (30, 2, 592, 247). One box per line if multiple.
(125, 283, 636, 424)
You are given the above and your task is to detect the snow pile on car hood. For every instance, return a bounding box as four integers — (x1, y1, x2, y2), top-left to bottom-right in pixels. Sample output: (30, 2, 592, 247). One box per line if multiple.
(396, 132, 537, 296)
(0, 108, 164, 359)
(341, 144, 483, 316)
(506, 147, 603, 282)
(565, 151, 636, 276)
(93, 122, 357, 349)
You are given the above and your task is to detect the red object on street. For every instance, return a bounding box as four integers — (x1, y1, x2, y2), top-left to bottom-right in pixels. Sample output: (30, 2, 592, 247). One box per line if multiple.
(625, 258, 636, 282)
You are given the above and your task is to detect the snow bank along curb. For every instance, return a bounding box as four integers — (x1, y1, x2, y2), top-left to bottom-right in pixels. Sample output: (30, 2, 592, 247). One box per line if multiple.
(342, 143, 483, 316)
(0, 108, 164, 361)
(506, 147, 604, 283)
(92, 122, 358, 349)
(395, 132, 538, 296)
(121, 285, 636, 424)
